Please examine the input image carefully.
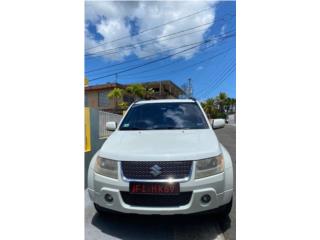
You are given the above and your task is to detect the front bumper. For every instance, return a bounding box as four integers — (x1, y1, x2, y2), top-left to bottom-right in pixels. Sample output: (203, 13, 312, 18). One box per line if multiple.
(88, 167, 233, 215)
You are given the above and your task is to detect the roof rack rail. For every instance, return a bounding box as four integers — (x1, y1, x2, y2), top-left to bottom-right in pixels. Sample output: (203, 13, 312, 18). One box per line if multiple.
(189, 97, 197, 102)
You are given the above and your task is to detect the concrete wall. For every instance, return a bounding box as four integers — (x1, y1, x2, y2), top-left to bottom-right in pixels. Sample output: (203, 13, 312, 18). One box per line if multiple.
(86, 91, 98, 108)
(227, 114, 236, 124)
(85, 90, 118, 110)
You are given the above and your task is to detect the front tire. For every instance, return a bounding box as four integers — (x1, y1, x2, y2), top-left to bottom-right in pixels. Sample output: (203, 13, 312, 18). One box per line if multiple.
(217, 198, 233, 218)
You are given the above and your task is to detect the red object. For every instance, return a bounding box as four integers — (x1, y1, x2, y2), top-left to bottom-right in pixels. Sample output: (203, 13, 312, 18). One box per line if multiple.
(129, 182, 180, 195)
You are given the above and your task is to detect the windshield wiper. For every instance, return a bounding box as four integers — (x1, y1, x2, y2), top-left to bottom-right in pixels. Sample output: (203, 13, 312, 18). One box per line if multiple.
(121, 127, 146, 130)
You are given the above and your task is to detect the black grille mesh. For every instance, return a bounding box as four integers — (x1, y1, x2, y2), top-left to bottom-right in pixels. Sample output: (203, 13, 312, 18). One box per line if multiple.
(120, 192, 192, 207)
(121, 161, 192, 179)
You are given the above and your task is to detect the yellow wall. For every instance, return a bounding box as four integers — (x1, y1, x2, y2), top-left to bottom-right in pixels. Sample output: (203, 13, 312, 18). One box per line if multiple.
(85, 107, 91, 152)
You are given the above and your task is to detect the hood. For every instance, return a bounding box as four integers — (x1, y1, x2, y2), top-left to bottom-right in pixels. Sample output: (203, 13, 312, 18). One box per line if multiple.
(99, 129, 221, 161)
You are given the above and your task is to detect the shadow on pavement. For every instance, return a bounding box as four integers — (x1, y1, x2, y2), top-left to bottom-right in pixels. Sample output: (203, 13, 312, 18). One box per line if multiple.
(91, 212, 225, 240)
(216, 215, 231, 233)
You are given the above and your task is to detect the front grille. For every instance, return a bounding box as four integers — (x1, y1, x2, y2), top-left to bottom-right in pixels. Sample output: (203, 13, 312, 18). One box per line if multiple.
(121, 161, 192, 180)
(120, 192, 192, 207)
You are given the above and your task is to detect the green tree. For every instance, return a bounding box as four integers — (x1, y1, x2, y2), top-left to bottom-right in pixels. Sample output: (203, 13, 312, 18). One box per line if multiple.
(125, 84, 146, 100)
(201, 98, 218, 119)
(145, 88, 155, 99)
(118, 101, 129, 110)
(107, 88, 123, 110)
(216, 92, 228, 113)
(230, 98, 236, 113)
(225, 97, 232, 113)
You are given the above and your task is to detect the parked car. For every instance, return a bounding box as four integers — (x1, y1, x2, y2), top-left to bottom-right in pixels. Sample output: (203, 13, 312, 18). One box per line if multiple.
(88, 99, 233, 216)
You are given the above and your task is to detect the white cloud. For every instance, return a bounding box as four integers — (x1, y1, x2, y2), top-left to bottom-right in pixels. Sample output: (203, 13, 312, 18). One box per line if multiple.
(196, 66, 204, 71)
(220, 24, 226, 36)
(85, 1, 218, 61)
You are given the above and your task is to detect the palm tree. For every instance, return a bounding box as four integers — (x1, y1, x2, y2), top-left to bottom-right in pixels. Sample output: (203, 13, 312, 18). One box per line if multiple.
(225, 97, 232, 113)
(231, 98, 236, 113)
(216, 92, 228, 112)
(118, 101, 128, 110)
(107, 88, 123, 110)
(201, 98, 218, 119)
(125, 84, 147, 100)
(145, 88, 155, 99)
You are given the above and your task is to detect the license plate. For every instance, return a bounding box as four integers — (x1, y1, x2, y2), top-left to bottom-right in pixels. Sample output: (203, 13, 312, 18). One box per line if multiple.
(129, 182, 180, 195)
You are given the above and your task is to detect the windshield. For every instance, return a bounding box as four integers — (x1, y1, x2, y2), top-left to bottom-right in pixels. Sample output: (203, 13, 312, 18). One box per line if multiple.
(119, 102, 209, 130)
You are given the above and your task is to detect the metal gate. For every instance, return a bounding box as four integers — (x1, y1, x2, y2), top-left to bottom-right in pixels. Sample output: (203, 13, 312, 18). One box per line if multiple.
(98, 111, 123, 139)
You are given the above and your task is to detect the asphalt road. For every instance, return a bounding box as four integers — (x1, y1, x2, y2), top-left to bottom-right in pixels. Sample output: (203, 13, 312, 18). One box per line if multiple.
(85, 125, 236, 240)
(215, 125, 236, 240)
(85, 189, 224, 240)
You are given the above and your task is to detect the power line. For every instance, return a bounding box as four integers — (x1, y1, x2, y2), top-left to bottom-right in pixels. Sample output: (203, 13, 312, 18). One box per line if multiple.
(86, 47, 235, 100)
(201, 66, 235, 98)
(86, 25, 212, 59)
(86, 31, 235, 76)
(87, 33, 235, 82)
(85, 38, 212, 74)
(85, 13, 235, 57)
(196, 46, 231, 94)
(174, 46, 233, 86)
(87, 33, 235, 79)
(118, 45, 235, 80)
(195, 59, 235, 96)
(86, 23, 235, 61)
(86, 21, 214, 56)
(104, 46, 233, 85)
(98, 48, 233, 89)
(85, 7, 213, 51)
(196, 61, 236, 99)
(88, 39, 213, 82)
(201, 65, 235, 99)
(210, 65, 236, 91)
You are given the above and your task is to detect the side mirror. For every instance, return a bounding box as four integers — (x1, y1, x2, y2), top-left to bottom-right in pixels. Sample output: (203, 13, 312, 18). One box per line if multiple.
(212, 119, 225, 129)
(106, 121, 117, 131)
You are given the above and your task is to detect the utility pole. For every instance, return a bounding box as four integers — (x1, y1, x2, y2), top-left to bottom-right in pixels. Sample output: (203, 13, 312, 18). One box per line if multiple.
(188, 78, 193, 97)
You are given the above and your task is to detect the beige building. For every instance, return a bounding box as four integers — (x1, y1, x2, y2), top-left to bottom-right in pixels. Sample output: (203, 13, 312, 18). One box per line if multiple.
(85, 80, 185, 112)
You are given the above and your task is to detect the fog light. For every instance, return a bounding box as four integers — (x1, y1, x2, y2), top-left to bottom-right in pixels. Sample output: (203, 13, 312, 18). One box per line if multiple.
(104, 194, 113, 203)
(201, 194, 211, 204)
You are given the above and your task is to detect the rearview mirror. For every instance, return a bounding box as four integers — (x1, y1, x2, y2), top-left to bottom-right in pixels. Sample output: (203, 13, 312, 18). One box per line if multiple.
(212, 119, 225, 129)
(106, 121, 117, 131)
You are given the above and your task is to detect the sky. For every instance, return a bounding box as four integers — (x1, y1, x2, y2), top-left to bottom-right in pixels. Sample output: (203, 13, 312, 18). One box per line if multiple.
(85, 1, 236, 100)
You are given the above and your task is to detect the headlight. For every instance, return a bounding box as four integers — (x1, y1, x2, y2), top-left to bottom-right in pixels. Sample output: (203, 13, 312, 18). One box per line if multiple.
(94, 156, 118, 179)
(195, 155, 224, 179)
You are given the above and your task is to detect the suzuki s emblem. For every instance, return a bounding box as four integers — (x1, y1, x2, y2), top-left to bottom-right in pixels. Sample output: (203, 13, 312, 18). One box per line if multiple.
(150, 164, 162, 177)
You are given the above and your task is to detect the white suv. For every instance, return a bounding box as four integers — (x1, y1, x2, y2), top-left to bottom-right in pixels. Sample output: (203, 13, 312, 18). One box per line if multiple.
(88, 99, 233, 216)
